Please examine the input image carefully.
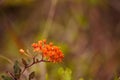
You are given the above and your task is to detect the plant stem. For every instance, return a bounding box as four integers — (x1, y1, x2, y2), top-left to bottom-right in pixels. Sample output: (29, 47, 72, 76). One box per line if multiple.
(7, 71, 17, 80)
(20, 58, 50, 78)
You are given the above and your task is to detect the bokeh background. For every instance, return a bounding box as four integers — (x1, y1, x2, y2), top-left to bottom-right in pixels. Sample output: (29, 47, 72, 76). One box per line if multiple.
(0, 0, 120, 80)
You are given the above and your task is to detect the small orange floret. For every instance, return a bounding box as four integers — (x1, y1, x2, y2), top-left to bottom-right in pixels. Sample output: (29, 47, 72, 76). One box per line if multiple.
(49, 42, 53, 46)
(38, 40, 42, 44)
(32, 43, 38, 48)
(43, 39, 46, 44)
(19, 49, 25, 54)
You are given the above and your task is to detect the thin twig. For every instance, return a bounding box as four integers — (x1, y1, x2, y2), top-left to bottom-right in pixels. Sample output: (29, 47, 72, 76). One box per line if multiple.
(20, 57, 50, 78)
(7, 71, 16, 80)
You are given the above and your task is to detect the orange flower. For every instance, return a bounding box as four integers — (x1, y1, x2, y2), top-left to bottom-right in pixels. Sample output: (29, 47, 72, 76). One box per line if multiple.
(32, 40, 64, 63)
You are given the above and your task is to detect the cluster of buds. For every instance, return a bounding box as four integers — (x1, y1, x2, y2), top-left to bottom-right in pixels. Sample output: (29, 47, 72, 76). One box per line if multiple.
(20, 39, 64, 63)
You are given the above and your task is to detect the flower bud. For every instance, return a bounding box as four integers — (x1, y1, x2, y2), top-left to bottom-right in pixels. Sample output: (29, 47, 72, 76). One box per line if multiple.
(19, 49, 25, 55)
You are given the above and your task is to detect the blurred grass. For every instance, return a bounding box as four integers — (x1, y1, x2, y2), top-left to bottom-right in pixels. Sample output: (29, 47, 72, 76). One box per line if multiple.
(0, 55, 13, 65)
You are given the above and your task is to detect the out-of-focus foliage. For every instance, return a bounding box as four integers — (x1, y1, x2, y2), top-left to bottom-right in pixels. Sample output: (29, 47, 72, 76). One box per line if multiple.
(13, 61, 21, 79)
(1, 75, 12, 80)
(79, 78, 84, 80)
(0, 0, 120, 80)
(58, 67, 72, 80)
(1, 0, 34, 6)
(29, 71, 35, 80)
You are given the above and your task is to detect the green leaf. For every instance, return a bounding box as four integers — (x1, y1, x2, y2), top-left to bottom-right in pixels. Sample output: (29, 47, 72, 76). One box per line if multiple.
(22, 58, 27, 67)
(13, 60, 21, 79)
(58, 67, 64, 76)
(29, 71, 35, 80)
(63, 68, 72, 80)
(57, 67, 72, 80)
(1, 75, 12, 80)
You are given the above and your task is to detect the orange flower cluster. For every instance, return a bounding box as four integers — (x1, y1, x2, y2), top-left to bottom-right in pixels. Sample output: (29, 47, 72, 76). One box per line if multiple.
(31, 40, 64, 63)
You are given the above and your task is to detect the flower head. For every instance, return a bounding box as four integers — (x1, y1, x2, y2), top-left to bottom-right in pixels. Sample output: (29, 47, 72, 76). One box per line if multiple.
(32, 40, 64, 63)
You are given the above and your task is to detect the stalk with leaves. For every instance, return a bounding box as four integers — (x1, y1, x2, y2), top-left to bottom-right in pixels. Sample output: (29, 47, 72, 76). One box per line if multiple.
(1, 39, 64, 80)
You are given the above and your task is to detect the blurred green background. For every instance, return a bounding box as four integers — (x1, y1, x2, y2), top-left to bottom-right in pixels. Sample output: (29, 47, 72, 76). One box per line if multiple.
(0, 0, 120, 80)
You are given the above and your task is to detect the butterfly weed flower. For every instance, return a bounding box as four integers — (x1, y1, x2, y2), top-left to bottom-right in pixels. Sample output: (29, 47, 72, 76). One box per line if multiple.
(18, 40, 64, 76)
(31, 40, 64, 63)
(19, 39, 64, 69)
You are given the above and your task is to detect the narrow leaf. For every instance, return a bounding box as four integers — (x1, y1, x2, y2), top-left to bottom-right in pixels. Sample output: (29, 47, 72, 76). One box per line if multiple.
(29, 72, 35, 80)
(13, 60, 21, 79)
(22, 58, 27, 67)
